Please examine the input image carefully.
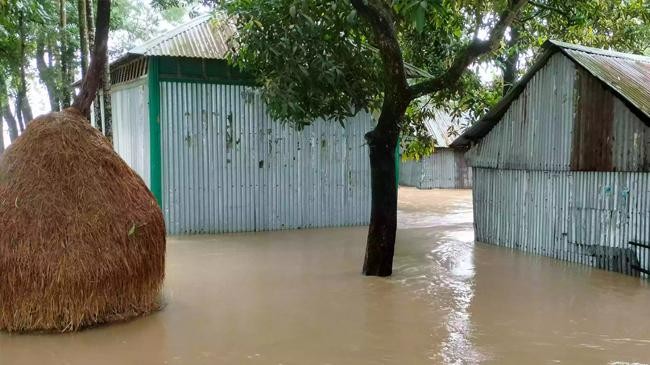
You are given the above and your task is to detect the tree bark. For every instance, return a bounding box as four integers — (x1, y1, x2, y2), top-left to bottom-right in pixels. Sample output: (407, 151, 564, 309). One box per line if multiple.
(72, 0, 111, 118)
(363, 127, 400, 276)
(0, 75, 19, 142)
(59, 0, 73, 107)
(3, 105, 19, 142)
(502, 24, 520, 95)
(36, 39, 61, 111)
(14, 98, 25, 133)
(101, 66, 112, 139)
(0, 119, 4, 154)
(16, 13, 33, 125)
(78, 0, 90, 78)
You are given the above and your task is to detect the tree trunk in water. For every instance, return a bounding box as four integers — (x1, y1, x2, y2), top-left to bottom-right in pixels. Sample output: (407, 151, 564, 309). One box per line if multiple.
(363, 128, 399, 277)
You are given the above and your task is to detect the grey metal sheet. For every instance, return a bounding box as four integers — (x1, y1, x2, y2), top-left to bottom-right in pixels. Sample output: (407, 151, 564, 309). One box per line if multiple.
(160, 81, 373, 234)
(111, 80, 151, 186)
(473, 167, 650, 278)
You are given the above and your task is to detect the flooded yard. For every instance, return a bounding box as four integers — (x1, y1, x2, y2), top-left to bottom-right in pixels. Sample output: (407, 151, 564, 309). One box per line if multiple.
(1, 187, 649, 364)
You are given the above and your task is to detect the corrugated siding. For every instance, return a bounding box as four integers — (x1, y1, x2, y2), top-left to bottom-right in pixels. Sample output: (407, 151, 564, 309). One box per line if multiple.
(112, 80, 150, 186)
(467, 53, 576, 171)
(612, 97, 650, 171)
(399, 149, 472, 188)
(473, 167, 650, 277)
(160, 81, 373, 234)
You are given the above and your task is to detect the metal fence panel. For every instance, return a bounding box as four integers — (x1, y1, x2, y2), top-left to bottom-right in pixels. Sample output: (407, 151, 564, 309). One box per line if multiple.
(160, 81, 373, 234)
(112, 80, 150, 186)
(473, 167, 650, 277)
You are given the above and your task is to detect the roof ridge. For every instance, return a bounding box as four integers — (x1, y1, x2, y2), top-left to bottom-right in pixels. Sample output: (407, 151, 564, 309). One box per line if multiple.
(130, 14, 213, 54)
(547, 40, 650, 63)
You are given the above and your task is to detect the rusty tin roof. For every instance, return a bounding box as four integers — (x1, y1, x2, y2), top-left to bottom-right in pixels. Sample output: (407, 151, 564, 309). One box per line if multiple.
(451, 40, 650, 147)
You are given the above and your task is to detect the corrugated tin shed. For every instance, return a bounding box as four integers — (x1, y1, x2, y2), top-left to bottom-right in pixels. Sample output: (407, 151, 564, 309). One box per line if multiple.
(452, 40, 650, 147)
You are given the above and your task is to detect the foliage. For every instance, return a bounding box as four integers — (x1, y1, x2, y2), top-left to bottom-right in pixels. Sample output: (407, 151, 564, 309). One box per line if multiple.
(499, 0, 650, 85)
(0, 0, 187, 145)
(224, 0, 382, 128)
(224, 0, 650, 159)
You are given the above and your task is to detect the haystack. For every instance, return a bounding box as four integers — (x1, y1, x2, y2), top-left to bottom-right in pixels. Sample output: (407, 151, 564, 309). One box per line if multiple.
(0, 108, 166, 332)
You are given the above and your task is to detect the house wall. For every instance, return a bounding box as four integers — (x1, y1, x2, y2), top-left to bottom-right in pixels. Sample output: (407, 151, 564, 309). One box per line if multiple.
(111, 78, 151, 187)
(466, 53, 577, 171)
(399, 148, 472, 189)
(473, 168, 650, 277)
(468, 52, 650, 277)
(159, 81, 373, 234)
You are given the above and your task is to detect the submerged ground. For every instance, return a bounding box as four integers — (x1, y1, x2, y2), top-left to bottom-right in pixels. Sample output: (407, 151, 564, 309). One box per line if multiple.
(1, 188, 649, 364)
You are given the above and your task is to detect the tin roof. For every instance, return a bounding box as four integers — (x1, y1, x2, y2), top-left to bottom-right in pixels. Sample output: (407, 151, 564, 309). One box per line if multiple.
(113, 14, 432, 79)
(423, 110, 469, 148)
(129, 14, 235, 59)
(451, 40, 650, 147)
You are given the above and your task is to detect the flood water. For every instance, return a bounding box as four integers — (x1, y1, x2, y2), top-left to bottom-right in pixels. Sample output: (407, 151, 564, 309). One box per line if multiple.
(1, 188, 649, 364)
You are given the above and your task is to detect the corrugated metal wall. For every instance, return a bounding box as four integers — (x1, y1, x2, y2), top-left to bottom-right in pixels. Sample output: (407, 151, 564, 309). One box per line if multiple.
(160, 81, 373, 234)
(473, 168, 650, 277)
(112, 79, 151, 186)
(399, 148, 472, 188)
(467, 53, 577, 171)
(612, 97, 650, 171)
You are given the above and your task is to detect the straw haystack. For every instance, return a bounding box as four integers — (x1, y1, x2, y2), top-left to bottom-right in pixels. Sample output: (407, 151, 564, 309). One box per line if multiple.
(0, 108, 166, 332)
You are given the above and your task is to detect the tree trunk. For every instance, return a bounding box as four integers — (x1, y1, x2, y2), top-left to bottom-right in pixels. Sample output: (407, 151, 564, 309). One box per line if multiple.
(72, 0, 111, 118)
(20, 97, 33, 123)
(59, 0, 72, 107)
(0, 75, 19, 142)
(78, 0, 90, 78)
(3, 105, 19, 142)
(36, 39, 61, 111)
(0, 119, 4, 154)
(502, 24, 520, 95)
(101, 65, 112, 139)
(363, 125, 399, 276)
(16, 12, 33, 125)
(14, 98, 25, 133)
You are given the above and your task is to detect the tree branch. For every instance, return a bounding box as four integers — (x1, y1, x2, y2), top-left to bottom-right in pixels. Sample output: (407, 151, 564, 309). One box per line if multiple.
(528, 1, 570, 18)
(409, 0, 529, 100)
(72, 0, 111, 117)
(350, 0, 410, 135)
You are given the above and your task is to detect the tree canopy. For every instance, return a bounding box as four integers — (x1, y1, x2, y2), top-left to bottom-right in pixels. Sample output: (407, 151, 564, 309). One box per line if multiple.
(223, 0, 649, 159)
(0, 0, 191, 149)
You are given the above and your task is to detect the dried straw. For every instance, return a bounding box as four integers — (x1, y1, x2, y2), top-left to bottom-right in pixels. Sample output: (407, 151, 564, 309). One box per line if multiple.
(0, 108, 166, 332)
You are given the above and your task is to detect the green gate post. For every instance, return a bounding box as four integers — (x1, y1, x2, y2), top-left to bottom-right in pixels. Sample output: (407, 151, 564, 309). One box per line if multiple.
(148, 57, 162, 206)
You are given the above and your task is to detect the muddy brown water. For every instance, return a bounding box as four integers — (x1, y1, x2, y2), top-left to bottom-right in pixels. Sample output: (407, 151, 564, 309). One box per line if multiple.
(1, 188, 649, 364)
